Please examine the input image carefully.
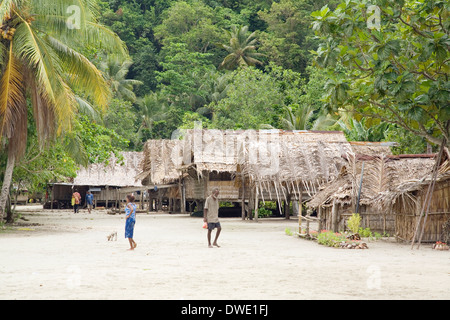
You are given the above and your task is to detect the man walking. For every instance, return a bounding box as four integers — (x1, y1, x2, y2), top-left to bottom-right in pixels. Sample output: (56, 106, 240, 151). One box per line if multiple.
(203, 187, 221, 248)
(85, 191, 94, 214)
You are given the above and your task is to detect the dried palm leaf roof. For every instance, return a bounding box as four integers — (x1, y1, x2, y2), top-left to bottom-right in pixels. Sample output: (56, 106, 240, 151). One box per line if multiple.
(136, 139, 183, 185)
(306, 152, 441, 209)
(373, 148, 450, 212)
(74, 152, 144, 187)
(349, 141, 395, 156)
(138, 130, 354, 199)
(237, 130, 353, 197)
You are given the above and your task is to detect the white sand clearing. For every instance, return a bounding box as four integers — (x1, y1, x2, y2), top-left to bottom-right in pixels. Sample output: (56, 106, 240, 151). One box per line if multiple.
(0, 206, 449, 300)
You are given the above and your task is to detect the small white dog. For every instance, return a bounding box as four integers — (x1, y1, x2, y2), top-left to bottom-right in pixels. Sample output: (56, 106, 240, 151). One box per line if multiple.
(107, 231, 117, 241)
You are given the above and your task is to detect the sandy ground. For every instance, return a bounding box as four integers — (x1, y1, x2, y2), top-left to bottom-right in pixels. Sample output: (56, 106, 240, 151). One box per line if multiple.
(0, 205, 449, 300)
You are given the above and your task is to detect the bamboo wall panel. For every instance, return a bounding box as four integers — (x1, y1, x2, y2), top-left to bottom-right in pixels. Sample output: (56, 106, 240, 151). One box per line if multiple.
(394, 181, 450, 242)
(319, 204, 395, 234)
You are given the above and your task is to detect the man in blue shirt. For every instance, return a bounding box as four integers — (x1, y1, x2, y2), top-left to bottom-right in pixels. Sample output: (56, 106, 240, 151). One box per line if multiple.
(86, 191, 94, 214)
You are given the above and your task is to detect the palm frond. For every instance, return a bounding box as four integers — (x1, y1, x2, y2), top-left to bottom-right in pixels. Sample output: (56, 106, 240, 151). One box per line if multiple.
(366, 155, 394, 195)
(29, 75, 55, 145)
(75, 95, 101, 121)
(0, 41, 27, 157)
(63, 130, 89, 166)
(46, 35, 111, 108)
(13, 15, 59, 104)
(84, 21, 128, 57)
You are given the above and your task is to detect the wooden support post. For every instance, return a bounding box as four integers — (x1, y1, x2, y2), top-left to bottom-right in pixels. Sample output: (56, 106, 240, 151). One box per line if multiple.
(157, 194, 162, 211)
(284, 195, 291, 220)
(180, 179, 186, 214)
(50, 186, 54, 210)
(105, 186, 109, 209)
(254, 187, 259, 222)
(331, 200, 338, 232)
(298, 183, 302, 233)
(318, 206, 323, 233)
(241, 177, 245, 220)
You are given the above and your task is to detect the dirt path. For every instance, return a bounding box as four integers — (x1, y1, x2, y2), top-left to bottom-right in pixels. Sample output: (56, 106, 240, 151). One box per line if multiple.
(1, 206, 449, 300)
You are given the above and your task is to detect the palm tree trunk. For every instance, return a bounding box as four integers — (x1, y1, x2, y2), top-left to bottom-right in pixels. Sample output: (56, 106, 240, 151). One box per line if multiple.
(0, 152, 15, 221)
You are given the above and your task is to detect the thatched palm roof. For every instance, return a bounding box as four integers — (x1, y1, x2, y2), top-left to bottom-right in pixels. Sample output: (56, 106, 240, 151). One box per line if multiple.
(237, 130, 352, 197)
(372, 148, 450, 212)
(349, 141, 395, 156)
(74, 152, 144, 187)
(136, 139, 183, 185)
(306, 153, 441, 210)
(138, 130, 354, 199)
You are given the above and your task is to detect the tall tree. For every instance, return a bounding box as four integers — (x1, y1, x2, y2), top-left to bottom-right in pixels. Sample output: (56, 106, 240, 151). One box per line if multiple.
(0, 0, 127, 219)
(99, 55, 143, 102)
(218, 25, 265, 70)
(311, 0, 450, 148)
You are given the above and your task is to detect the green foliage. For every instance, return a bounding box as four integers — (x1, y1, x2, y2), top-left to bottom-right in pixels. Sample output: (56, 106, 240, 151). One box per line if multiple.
(73, 115, 129, 165)
(258, 0, 340, 74)
(317, 230, 347, 247)
(358, 227, 383, 240)
(312, 0, 450, 148)
(209, 64, 304, 129)
(384, 125, 427, 154)
(103, 99, 139, 150)
(12, 136, 78, 193)
(157, 43, 216, 101)
(257, 207, 272, 218)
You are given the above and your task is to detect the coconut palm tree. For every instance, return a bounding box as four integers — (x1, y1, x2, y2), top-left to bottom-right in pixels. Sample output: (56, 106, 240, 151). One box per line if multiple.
(0, 0, 127, 219)
(99, 55, 143, 102)
(276, 104, 339, 131)
(218, 25, 265, 70)
(137, 92, 168, 132)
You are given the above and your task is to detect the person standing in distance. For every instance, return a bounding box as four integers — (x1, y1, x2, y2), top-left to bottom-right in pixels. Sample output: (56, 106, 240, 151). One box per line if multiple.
(125, 194, 137, 250)
(203, 187, 221, 248)
(72, 189, 81, 213)
(85, 191, 94, 214)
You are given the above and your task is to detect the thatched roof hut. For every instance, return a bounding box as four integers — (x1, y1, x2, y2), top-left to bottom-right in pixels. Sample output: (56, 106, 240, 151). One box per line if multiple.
(48, 152, 144, 209)
(138, 129, 353, 197)
(307, 154, 437, 209)
(373, 148, 450, 242)
(306, 149, 449, 240)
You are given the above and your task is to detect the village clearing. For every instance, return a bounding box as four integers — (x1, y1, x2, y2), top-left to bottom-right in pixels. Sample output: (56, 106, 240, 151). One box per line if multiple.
(1, 205, 449, 300)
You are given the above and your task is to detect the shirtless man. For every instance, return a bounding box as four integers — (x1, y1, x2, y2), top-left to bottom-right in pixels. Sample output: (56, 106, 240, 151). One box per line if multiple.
(203, 188, 221, 248)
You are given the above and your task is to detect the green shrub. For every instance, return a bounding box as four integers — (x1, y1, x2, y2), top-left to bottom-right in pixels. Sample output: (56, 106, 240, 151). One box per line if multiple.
(258, 207, 272, 218)
(347, 213, 361, 234)
(317, 230, 346, 247)
(359, 227, 373, 238)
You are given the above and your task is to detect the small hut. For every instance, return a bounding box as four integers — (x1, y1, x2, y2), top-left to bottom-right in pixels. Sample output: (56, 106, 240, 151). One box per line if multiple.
(374, 148, 450, 243)
(47, 152, 144, 209)
(307, 150, 446, 240)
